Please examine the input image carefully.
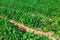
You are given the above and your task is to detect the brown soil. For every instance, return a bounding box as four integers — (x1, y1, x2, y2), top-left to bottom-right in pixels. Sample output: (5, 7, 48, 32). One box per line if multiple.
(10, 20, 57, 40)
(0, 16, 57, 40)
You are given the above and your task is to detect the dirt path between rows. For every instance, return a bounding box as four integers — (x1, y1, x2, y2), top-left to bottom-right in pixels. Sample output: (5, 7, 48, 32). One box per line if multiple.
(0, 16, 58, 40)
(10, 20, 57, 40)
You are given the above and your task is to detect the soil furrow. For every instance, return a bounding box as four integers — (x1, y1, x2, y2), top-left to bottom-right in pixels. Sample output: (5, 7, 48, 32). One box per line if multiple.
(0, 16, 57, 40)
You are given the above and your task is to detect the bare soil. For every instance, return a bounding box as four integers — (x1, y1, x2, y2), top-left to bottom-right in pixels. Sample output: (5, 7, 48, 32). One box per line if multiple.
(10, 20, 57, 40)
(0, 16, 58, 40)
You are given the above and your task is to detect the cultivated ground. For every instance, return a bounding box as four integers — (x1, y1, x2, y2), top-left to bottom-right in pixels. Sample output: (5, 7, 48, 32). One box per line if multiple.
(0, 0, 60, 40)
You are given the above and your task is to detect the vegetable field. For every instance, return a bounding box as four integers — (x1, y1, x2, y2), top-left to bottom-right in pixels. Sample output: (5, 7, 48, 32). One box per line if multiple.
(0, 0, 60, 40)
